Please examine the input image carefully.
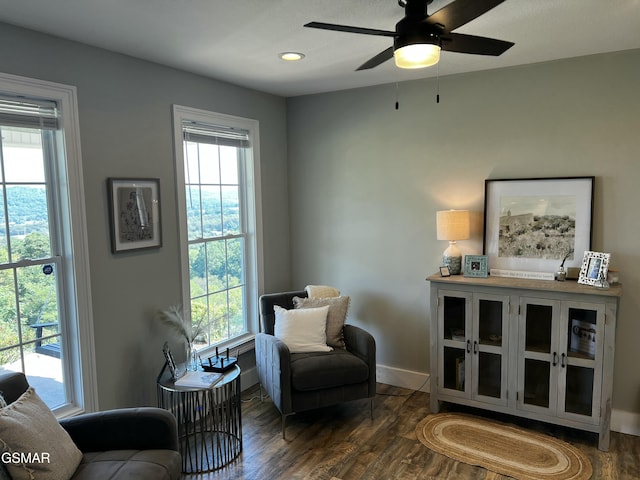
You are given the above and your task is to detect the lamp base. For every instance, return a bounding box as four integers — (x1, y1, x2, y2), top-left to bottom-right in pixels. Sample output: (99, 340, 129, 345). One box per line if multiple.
(443, 255, 462, 275)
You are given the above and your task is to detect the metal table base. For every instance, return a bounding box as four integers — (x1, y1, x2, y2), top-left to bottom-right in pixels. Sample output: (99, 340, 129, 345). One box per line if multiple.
(158, 366, 242, 473)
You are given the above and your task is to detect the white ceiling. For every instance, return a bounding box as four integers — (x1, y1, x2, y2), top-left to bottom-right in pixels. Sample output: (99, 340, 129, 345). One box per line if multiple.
(1, 0, 639, 97)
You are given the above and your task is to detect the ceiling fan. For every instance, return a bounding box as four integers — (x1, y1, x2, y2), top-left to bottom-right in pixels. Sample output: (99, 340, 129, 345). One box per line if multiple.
(305, 0, 514, 70)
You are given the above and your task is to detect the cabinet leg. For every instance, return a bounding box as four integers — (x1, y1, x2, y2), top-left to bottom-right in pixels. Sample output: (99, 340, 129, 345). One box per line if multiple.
(598, 431, 610, 452)
(598, 399, 611, 451)
(429, 395, 441, 413)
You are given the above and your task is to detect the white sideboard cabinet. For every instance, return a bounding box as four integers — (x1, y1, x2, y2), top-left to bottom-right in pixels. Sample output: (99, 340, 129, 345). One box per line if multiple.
(427, 273, 622, 451)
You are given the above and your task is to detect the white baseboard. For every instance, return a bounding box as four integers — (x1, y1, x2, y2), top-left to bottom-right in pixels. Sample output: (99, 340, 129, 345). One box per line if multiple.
(376, 364, 640, 437)
(611, 409, 640, 437)
(376, 364, 430, 393)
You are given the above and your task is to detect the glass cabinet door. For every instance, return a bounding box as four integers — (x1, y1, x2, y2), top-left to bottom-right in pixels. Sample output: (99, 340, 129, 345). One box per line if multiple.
(518, 298, 560, 414)
(438, 291, 509, 406)
(473, 295, 509, 405)
(558, 303, 604, 423)
(438, 292, 471, 396)
(519, 297, 603, 423)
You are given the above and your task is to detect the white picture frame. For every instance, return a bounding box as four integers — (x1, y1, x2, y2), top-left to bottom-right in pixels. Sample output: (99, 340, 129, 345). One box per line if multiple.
(577, 251, 610, 286)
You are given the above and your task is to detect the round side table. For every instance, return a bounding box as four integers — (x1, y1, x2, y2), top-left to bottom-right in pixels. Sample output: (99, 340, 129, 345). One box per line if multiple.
(157, 365, 242, 473)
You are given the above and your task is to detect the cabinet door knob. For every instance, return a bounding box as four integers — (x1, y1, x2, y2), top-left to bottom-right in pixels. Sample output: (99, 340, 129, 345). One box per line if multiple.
(473, 340, 478, 354)
(466, 339, 471, 353)
(552, 352, 558, 366)
(561, 353, 566, 368)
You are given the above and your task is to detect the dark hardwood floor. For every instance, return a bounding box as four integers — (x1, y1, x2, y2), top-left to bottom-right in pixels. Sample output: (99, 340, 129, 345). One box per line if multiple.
(184, 384, 640, 480)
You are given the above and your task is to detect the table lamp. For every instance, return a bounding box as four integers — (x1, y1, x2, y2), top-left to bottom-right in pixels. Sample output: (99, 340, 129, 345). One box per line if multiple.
(436, 210, 470, 275)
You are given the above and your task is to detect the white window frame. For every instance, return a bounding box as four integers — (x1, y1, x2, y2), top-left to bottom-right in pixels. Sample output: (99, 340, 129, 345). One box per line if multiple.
(172, 105, 263, 355)
(0, 71, 97, 415)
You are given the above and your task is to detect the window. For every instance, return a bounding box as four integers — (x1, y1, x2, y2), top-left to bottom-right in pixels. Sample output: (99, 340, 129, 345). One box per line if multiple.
(0, 73, 95, 415)
(173, 106, 262, 355)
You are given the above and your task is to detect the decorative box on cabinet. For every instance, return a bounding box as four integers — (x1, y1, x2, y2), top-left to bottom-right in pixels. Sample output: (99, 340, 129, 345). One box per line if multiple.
(427, 273, 622, 451)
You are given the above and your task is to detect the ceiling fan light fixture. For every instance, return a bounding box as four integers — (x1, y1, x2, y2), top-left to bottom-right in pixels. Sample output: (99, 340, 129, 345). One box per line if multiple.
(279, 52, 306, 61)
(394, 43, 441, 69)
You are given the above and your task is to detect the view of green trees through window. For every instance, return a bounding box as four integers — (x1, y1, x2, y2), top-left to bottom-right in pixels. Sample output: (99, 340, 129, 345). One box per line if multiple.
(0, 229, 58, 365)
(184, 141, 246, 349)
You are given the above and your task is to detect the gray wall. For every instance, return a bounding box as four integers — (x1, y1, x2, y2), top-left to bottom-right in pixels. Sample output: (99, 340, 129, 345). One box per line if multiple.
(287, 49, 640, 414)
(0, 23, 291, 409)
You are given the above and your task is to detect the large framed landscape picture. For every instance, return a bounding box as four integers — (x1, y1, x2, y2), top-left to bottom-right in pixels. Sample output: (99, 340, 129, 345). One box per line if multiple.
(483, 177, 594, 276)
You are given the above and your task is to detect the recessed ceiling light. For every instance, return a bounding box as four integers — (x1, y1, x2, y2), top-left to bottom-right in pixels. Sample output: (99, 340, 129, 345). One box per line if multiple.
(279, 52, 305, 62)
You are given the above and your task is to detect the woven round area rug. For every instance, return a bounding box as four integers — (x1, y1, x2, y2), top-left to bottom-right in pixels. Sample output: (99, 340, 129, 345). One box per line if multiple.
(416, 413, 592, 480)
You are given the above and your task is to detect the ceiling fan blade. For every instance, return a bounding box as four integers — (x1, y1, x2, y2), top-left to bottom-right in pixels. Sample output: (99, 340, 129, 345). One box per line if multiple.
(305, 22, 396, 37)
(427, 0, 507, 32)
(441, 32, 514, 56)
(356, 47, 395, 71)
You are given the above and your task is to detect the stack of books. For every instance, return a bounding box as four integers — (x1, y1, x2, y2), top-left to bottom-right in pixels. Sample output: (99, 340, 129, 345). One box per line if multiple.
(174, 370, 223, 388)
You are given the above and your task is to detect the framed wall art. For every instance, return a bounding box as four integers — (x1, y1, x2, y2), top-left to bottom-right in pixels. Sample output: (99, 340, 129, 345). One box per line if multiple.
(483, 177, 594, 278)
(108, 178, 162, 253)
(578, 251, 610, 286)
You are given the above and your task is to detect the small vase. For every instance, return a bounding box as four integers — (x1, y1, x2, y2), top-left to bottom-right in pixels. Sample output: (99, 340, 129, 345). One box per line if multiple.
(186, 342, 199, 371)
(595, 272, 610, 290)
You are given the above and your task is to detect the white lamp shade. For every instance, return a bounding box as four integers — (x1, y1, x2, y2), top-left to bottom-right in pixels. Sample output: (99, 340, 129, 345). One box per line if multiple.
(436, 210, 470, 241)
(394, 44, 441, 69)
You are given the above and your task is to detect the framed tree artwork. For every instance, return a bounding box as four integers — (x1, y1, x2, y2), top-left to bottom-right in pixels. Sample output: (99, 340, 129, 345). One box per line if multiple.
(107, 178, 162, 253)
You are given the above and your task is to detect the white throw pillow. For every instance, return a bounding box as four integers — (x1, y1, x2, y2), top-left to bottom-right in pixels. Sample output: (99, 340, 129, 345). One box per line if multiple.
(0, 387, 83, 480)
(274, 305, 332, 353)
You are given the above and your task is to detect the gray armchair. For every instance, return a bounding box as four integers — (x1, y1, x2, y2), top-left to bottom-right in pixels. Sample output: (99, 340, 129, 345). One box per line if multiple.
(255, 290, 376, 437)
(0, 371, 181, 480)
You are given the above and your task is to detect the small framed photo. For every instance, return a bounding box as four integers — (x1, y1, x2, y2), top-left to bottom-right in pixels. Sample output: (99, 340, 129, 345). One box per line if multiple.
(464, 255, 489, 278)
(162, 341, 178, 381)
(108, 178, 161, 253)
(439, 266, 451, 277)
(578, 251, 610, 286)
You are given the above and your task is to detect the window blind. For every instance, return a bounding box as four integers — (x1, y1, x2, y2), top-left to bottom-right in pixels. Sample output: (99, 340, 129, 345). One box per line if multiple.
(0, 94, 59, 130)
(182, 121, 250, 148)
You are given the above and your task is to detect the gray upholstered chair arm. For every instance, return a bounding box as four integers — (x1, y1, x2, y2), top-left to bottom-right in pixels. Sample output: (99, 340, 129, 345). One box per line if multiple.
(255, 332, 293, 414)
(343, 324, 377, 396)
(343, 324, 375, 363)
(0, 371, 29, 404)
(59, 407, 179, 452)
